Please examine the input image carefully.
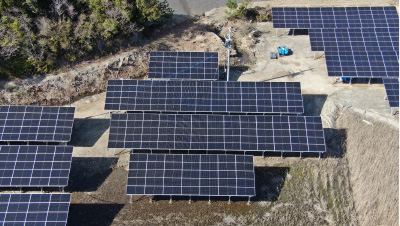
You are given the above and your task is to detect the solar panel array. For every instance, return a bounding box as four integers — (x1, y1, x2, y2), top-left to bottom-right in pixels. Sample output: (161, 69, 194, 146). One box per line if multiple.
(109, 113, 326, 152)
(0, 193, 70, 225)
(0, 146, 73, 187)
(127, 153, 255, 196)
(309, 28, 399, 77)
(272, 7, 399, 28)
(383, 78, 399, 108)
(105, 79, 304, 114)
(0, 106, 75, 142)
(148, 51, 219, 80)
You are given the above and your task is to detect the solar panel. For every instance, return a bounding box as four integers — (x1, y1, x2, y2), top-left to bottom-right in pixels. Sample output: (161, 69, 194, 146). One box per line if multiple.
(383, 78, 399, 108)
(309, 28, 399, 56)
(0, 193, 70, 225)
(309, 29, 326, 51)
(325, 50, 399, 78)
(272, 7, 399, 29)
(108, 113, 326, 153)
(127, 153, 255, 197)
(105, 80, 304, 114)
(148, 51, 219, 80)
(0, 106, 75, 142)
(0, 146, 73, 187)
(309, 28, 399, 78)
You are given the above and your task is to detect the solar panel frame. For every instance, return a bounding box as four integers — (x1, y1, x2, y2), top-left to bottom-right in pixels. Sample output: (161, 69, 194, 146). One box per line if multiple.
(383, 78, 399, 108)
(127, 153, 255, 197)
(148, 51, 219, 80)
(272, 6, 399, 29)
(0, 193, 71, 225)
(0, 106, 75, 142)
(105, 80, 304, 114)
(108, 113, 327, 153)
(0, 145, 73, 187)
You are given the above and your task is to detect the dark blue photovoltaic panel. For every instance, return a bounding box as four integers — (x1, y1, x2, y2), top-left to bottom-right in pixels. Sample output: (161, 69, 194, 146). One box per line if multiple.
(148, 51, 219, 80)
(108, 114, 326, 153)
(272, 7, 399, 28)
(0, 193, 71, 225)
(325, 50, 399, 78)
(309, 28, 399, 56)
(105, 80, 304, 114)
(309, 28, 399, 77)
(0, 146, 73, 187)
(309, 29, 325, 51)
(127, 153, 255, 196)
(383, 78, 399, 108)
(0, 106, 75, 142)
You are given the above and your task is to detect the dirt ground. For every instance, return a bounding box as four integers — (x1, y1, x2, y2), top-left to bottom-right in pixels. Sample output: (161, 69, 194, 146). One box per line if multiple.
(63, 2, 399, 225)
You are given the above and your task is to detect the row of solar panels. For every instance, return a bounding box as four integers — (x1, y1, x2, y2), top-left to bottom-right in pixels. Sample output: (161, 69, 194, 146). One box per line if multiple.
(105, 79, 304, 114)
(0, 193, 71, 225)
(272, 6, 399, 108)
(272, 7, 399, 28)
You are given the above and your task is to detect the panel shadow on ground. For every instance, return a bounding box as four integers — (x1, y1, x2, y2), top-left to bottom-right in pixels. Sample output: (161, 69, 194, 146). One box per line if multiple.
(66, 157, 118, 192)
(67, 204, 124, 226)
(323, 128, 347, 158)
(302, 94, 328, 116)
(69, 118, 109, 147)
(253, 167, 289, 202)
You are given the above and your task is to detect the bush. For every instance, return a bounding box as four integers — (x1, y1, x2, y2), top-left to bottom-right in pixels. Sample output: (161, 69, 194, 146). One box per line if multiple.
(225, 0, 251, 20)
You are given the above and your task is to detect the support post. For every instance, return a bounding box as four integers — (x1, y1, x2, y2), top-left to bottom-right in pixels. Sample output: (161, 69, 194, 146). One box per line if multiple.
(208, 196, 211, 204)
(41, 188, 43, 193)
(368, 78, 371, 85)
(300, 152, 302, 158)
(130, 195, 132, 203)
(225, 27, 232, 81)
(169, 196, 172, 204)
(149, 196, 153, 203)
(350, 78, 353, 85)
(228, 196, 231, 204)
(189, 196, 192, 204)
(281, 152, 283, 158)
(262, 152, 264, 158)
(319, 152, 321, 160)
(292, 29, 294, 36)
(247, 197, 251, 205)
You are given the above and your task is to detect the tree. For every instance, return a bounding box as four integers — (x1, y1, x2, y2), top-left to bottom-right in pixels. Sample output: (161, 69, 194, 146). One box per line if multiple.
(136, 0, 173, 24)
(0, 0, 174, 78)
(226, 0, 237, 12)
